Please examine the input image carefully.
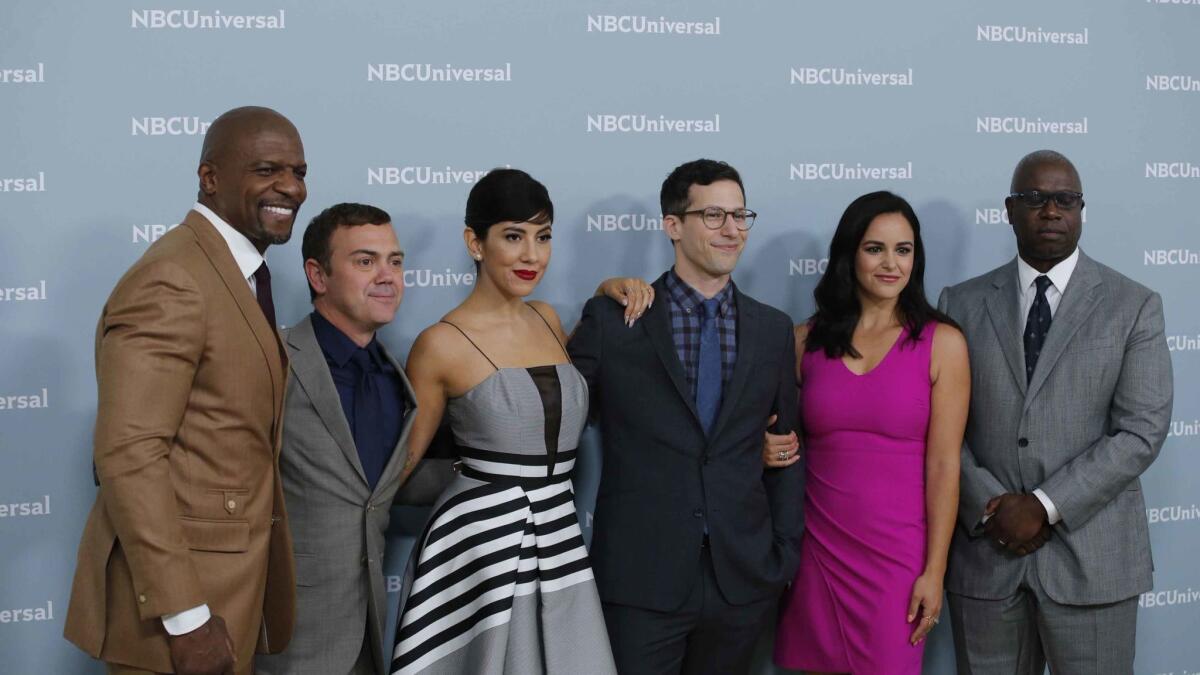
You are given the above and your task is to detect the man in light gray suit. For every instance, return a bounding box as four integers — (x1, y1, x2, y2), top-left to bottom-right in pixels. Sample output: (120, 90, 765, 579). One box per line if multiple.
(258, 203, 448, 675)
(938, 150, 1172, 674)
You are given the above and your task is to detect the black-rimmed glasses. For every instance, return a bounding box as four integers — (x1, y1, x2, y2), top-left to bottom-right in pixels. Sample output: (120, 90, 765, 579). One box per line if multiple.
(1008, 190, 1084, 210)
(677, 207, 757, 231)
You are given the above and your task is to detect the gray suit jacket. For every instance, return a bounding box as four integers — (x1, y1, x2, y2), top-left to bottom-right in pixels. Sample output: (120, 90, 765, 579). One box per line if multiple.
(258, 314, 447, 675)
(938, 251, 1172, 605)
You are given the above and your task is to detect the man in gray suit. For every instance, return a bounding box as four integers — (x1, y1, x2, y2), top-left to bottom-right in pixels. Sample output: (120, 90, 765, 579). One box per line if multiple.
(258, 203, 445, 675)
(938, 150, 1172, 674)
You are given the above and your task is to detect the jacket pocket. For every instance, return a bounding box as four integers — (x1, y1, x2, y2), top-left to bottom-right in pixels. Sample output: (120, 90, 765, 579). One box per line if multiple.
(179, 516, 249, 553)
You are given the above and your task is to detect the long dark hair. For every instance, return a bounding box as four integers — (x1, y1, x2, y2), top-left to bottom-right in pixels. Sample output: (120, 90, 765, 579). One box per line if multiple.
(806, 191, 956, 358)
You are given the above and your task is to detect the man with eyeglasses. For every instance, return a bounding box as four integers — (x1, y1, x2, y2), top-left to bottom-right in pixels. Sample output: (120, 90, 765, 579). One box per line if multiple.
(569, 159, 803, 674)
(937, 150, 1172, 674)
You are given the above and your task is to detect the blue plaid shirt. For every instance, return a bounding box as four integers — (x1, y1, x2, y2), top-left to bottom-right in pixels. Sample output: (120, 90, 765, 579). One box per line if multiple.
(663, 268, 738, 401)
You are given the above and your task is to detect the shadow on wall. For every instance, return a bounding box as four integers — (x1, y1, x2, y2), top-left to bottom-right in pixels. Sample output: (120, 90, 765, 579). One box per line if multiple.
(919, 198, 974, 298)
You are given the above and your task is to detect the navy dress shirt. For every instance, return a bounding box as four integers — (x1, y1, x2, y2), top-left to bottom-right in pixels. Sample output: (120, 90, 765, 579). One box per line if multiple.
(310, 310, 406, 489)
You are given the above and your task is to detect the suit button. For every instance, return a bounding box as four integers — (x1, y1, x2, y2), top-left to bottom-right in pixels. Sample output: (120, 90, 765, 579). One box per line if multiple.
(1018, 438, 1029, 448)
(138, 594, 147, 604)
(226, 499, 237, 511)
(692, 509, 703, 518)
(367, 503, 375, 512)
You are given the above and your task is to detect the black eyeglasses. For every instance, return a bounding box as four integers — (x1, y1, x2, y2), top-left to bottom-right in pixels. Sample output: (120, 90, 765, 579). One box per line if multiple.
(1008, 190, 1084, 210)
(677, 207, 757, 231)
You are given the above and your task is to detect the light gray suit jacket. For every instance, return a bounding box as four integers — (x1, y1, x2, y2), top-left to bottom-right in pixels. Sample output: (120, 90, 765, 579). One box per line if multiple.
(938, 251, 1172, 605)
(258, 314, 446, 675)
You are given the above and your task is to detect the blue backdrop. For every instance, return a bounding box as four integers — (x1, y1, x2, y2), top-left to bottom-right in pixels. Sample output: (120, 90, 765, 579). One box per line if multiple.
(2, 1, 1197, 673)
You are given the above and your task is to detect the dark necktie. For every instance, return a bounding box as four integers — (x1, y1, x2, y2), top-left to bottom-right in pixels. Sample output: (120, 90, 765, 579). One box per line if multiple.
(351, 349, 388, 489)
(696, 298, 723, 435)
(1023, 275, 1053, 383)
(252, 262, 277, 329)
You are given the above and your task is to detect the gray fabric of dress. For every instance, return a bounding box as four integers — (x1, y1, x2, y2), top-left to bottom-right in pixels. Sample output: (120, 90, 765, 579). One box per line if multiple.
(390, 356, 616, 675)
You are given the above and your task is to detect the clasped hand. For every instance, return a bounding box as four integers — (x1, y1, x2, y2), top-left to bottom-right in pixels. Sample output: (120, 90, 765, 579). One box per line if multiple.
(983, 493, 1052, 556)
(168, 615, 236, 675)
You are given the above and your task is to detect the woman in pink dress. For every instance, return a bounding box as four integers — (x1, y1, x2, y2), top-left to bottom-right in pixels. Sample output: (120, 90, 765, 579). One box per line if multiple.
(765, 191, 969, 674)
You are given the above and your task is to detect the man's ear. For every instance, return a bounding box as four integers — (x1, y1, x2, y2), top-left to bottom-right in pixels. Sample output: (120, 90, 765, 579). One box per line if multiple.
(662, 214, 684, 244)
(198, 161, 218, 197)
(304, 258, 328, 297)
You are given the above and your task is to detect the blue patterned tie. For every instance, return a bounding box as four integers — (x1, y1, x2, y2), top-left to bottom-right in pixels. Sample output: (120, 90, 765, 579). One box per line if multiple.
(696, 298, 722, 435)
(1023, 275, 1053, 383)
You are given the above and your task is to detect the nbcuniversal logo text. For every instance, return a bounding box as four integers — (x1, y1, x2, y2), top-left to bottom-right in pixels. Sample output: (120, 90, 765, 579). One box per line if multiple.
(367, 63, 511, 83)
(0, 495, 51, 518)
(367, 166, 494, 186)
(1147, 74, 1200, 92)
(1144, 250, 1200, 266)
(131, 9, 285, 29)
(976, 116, 1088, 134)
(0, 171, 45, 192)
(1146, 162, 1200, 178)
(132, 117, 211, 136)
(1140, 588, 1200, 609)
(0, 280, 47, 302)
(0, 388, 49, 410)
(585, 15, 720, 35)
(1147, 503, 1200, 524)
(790, 162, 912, 181)
(789, 258, 830, 277)
(133, 223, 179, 243)
(586, 114, 720, 134)
(404, 268, 475, 288)
(976, 25, 1089, 45)
(0, 601, 54, 624)
(0, 63, 45, 83)
(789, 67, 913, 87)
(586, 213, 663, 232)
(1166, 334, 1200, 351)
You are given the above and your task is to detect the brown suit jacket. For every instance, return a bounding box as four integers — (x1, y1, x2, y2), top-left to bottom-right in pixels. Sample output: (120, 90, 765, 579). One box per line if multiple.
(64, 210, 296, 674)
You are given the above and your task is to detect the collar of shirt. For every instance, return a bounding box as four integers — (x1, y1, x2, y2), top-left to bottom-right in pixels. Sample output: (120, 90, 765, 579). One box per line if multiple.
(192, 202, 265, 286)
(664, 267, 735, 316)
(1016, 246, 1079, 299)
(310, 309, 385, 370)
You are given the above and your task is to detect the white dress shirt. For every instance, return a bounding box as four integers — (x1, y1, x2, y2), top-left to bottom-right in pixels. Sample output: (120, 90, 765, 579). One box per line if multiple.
(193, 201, 265, 292)
(161, 204, 266, 636)
(1014, 247, 1080, 526)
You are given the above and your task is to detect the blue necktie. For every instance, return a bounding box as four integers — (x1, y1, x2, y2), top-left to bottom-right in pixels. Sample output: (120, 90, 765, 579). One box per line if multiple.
(1023, 275, 1053, 383)
(696, 298, 722, 435)
(351, 349, 388, 489)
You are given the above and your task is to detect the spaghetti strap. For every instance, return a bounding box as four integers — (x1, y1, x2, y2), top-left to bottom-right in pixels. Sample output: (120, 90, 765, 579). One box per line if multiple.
(527, 304, 571, 360)
(439, 320, 499, 371)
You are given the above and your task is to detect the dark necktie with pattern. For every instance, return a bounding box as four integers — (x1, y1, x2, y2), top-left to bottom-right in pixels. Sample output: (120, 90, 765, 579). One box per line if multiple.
(1023, 275, 1053, 383)
(252, 262, 277, 329)
(696, 298, 722, 435)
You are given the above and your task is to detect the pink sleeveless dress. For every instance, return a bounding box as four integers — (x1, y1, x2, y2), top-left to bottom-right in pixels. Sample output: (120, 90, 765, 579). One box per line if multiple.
(774, 322, 936, 674)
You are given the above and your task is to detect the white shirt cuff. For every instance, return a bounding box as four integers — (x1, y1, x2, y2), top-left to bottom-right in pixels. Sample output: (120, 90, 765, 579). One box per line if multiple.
(162, 604, 211, 635)
(1032, 488, 1061, 525)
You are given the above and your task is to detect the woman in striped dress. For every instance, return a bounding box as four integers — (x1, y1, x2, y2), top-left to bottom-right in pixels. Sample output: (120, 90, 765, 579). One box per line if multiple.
(390, 169, 641, 674)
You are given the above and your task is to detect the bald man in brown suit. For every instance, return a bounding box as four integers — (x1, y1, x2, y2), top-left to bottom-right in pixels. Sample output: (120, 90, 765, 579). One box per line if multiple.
(64, 107, 306, 675)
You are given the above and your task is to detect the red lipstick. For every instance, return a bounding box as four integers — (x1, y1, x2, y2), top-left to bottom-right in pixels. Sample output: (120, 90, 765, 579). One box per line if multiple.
(514, 270, 537, 281)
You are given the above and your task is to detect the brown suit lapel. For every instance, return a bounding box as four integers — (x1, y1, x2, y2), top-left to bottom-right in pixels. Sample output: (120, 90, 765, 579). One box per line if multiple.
(182, 210, 287, 451)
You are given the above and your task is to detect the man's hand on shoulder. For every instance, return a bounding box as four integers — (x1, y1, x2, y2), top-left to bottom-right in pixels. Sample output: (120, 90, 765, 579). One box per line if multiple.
(168, 615, 236, 675)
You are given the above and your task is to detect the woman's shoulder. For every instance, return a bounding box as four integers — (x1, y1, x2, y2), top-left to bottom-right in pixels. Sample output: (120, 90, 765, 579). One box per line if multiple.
(930, 321, 968, 362)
